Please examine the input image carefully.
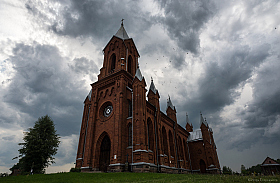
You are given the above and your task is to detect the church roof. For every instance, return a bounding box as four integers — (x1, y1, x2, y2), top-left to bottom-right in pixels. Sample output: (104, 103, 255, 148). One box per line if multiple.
(149, 78, 158, 94)
(187, 130, 203, 142)
(167, 95, 175, 110)
(134, 67, 143, 81)
(114, 23, 129, 40)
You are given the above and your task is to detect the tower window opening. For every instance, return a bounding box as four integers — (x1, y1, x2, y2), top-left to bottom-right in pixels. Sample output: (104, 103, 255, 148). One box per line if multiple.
(128, 55, 132, 74)
(128, 100, 132, 117)
(110, 54, 116, 72)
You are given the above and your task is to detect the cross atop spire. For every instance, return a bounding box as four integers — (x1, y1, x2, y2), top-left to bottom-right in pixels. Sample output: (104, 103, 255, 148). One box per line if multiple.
(121, 18, 124, 26)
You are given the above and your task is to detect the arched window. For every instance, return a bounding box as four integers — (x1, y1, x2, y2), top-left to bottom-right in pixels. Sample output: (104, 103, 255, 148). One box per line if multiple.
(147, 118, 154, 150)
(110, 54, 116, 72)
(178, 136, 183, 160)
(168, 130, 175, 157)
(162, 127, 168, 156)
(128, 55, 132, 74)
(128, 100, 132, 117)
(128, 123, 132, 146)
(183, 139, 188, 161)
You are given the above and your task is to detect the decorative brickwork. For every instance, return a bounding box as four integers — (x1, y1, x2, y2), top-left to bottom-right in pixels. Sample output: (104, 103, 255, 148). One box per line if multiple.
(75, 24, 220, 173)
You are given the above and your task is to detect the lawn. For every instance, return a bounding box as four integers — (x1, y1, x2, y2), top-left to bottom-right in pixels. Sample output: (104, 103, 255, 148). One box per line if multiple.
(0, 172, 279, 183)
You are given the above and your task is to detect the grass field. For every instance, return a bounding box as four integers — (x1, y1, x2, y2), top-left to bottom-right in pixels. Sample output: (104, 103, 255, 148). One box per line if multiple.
(0, 172, 279, 183)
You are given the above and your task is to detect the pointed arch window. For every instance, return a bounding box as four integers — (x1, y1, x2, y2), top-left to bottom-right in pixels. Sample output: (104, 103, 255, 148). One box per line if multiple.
(110, 53, 116, 72)
(147, 119, 154, 150)
(162, 127, 168, 156)
(128, 100, 132, 117)
(168, 131, 175, 157)
(128, 123, 132, 146)
(128, 55, 132, 74)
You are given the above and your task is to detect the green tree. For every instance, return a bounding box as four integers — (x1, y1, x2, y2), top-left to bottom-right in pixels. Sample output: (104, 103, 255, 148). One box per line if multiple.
(17, 115, 60, 174)
(222, 166, 233, 175)
(247, 164, 261, 174)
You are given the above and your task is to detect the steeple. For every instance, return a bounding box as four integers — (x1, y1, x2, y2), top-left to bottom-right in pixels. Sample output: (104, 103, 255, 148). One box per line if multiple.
(149, 77, 158, 94)
(185, 112, 193, 132)
(166, 95, 177, 122)
(186, 112, 191, 125)
(200, 112, 208, 127)
(167, 95, 175, 110)
(147, 77, 160, 108)
(114, 20, 129, 40)
(99, 20, 140, 80)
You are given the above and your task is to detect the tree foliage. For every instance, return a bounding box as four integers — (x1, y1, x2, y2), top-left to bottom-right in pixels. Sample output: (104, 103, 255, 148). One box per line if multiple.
(17, 115, 60, 174)
(222, 166, 232, 175)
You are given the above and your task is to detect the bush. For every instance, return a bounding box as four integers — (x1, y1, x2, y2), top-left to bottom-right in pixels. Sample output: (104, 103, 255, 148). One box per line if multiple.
(70, 168, 81, 172)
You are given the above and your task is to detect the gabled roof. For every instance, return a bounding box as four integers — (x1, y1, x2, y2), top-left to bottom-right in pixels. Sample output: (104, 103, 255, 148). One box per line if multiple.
(114, 22, 129, 40)
(261, 157, 280, 166)
(149, 78, 158, 94)
(188, 130, 203, 142)
(167, 95, 175, 110)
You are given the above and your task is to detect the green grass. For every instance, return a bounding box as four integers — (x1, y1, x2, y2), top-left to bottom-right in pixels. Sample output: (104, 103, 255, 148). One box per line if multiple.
(0, 172, 279, 183)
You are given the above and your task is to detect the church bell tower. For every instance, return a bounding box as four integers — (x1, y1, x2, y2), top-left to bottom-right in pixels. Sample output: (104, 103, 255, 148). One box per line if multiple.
(75, 22, 142, 172)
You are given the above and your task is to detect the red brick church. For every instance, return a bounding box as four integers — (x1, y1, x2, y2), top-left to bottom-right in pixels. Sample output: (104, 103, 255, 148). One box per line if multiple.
(75, 23, 220, 173)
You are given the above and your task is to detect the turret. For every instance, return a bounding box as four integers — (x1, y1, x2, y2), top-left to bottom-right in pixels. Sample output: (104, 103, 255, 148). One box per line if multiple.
(166, 95, 177, 122)
(147, 77, 160, 109)
(185, 112, 193, 132)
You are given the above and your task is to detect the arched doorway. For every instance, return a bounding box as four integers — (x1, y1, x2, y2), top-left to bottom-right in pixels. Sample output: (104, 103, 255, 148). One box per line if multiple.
(99, 135, 111, 172)
(200, 159, 206, 173)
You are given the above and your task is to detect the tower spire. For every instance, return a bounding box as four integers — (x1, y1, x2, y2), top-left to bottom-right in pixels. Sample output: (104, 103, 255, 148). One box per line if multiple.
(200, 112, 208, 126)
(115, 19, 129, 39)
(149, 77, 158, 94)
(167, 95, 175, 110)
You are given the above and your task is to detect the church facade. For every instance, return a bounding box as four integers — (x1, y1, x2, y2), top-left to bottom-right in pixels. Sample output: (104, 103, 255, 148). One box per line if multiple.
(75, 23, 220, 173)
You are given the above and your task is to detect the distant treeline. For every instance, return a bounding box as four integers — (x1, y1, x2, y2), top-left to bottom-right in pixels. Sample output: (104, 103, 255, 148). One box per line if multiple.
(223, 158, 280, 175)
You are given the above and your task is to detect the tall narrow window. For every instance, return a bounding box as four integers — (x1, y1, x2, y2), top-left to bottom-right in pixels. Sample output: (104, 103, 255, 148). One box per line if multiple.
(110, 54, 116, 72)
(128, 123, 132, 146)
(147, 119, 154, 150)
(128, 55, 132, 74)
(162, 127, 168, 156)
(169, 131, 175, 157)
(128, 100, 132, 117)
(178, 136, 183, 160)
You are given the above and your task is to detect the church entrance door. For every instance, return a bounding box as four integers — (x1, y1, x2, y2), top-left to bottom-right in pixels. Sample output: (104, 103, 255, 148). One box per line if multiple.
(200, 159, 206, 173)
(99, 135, 111, 172)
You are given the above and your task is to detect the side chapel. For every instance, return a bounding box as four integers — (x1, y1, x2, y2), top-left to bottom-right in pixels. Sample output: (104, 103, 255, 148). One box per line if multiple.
(75, 22, 220, 173)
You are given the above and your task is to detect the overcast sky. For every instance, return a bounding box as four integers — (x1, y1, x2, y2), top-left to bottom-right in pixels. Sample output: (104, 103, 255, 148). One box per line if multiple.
(1, 0, 279, 173)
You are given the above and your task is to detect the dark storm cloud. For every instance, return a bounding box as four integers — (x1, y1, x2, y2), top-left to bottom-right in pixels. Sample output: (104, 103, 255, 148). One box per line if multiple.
(25, 0, 154, 44)
(243, 58, 280, 132)
(176, 43, 271, 129)
(69, 57, 98, 80)
(2, 42, 93, 136)
(156, 0, 215, 54)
